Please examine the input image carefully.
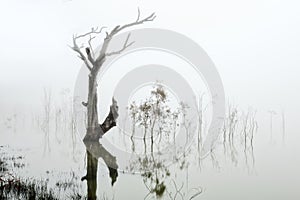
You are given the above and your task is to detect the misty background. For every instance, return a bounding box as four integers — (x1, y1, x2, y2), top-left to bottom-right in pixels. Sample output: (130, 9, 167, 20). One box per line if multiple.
(0, 0, 300, 199)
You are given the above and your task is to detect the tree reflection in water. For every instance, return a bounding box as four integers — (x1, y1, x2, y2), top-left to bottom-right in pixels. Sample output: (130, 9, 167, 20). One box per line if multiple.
(82, 141, 118, 200)
(126, 84, 202, 200)
(80, 85, 203, 199)
(81, 98, 119, 200)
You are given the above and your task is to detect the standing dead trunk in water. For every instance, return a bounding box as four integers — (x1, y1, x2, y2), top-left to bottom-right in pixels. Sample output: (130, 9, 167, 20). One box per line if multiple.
(268, 110, 276, 143)
(70, 10, 155, 200)
(42, 87, 52, 155)
(281, 110, 286, 145)
(70, 11, 155, 140)
(81, 102, 119, 199)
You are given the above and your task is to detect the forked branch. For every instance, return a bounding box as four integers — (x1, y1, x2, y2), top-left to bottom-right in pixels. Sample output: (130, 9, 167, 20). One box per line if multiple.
(117, 11, 156, 33)
(97, 10, 156, 61)
(70, 10, 155, 73)
(76, 26, 106, 39)
(70, 36, 92, 71)
(70, 26, 106, 70)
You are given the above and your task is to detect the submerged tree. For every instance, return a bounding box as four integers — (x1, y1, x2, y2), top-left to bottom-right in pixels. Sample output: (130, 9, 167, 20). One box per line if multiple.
(41, 87, 52, 155)
(70, 11, 156, 200)
(128, 83, 181, 154)
(126, 84, 203, 199)
(70, 10, 156, 141)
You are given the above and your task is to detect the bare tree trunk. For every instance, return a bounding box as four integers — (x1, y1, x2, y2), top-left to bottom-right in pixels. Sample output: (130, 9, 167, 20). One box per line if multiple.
(281, 110, 286, 145)
(85, 151, 98, 200)
(84, 74, 100, 141)
(268, 110, 276, 143)
(81, 102, 119, 199)
(42, 88, 51, 155)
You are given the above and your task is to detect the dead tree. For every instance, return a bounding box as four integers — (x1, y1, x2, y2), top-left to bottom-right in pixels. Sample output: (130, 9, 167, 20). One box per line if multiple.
(70, 11, 155, 200)
(281, 110, 286, 145)
(70, 10, 156, 141)
(42, 87, 52, 155)
(268, 110, 277, 143)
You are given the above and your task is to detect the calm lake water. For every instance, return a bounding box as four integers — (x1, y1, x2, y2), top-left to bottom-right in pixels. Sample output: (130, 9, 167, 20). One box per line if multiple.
(0, 105, 299, 200)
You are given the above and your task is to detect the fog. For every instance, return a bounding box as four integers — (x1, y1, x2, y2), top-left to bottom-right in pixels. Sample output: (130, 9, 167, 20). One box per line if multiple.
(0, 0, 300, 199)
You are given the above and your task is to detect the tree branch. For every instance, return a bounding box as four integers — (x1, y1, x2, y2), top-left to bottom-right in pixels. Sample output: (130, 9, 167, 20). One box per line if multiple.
(70, 26, 106, 70)
(69, 36, 92, 71)
(189, 187, 203, 200)
(106, 33, 135, 56)
(136, 7, 141, 22)
(117, 12, 156, 33)
(95, 11, 156, 63)
(88, 35, 96, 57)
(76, 26, 106, 40)
(99, 97, 119, 134)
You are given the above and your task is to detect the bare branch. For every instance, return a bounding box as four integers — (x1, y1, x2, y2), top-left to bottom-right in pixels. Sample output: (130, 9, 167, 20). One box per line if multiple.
(76, 26, 106, 40)
(117, 12, 156, 33)
(70, 26, 106, 70)
(69, 35, 92, 71)
(96, 11, 156, 63)
(172, 180, 184, 200)
(88, 35, 96, 56)
(106, 33, 135, 56)
(99, 97, 119, 134)
(189, 187, 203, 200)
(136, 7, 141, 22)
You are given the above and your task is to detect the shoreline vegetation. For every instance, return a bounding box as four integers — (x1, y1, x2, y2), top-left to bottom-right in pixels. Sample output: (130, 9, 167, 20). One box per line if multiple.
(0, 146, 83, 200)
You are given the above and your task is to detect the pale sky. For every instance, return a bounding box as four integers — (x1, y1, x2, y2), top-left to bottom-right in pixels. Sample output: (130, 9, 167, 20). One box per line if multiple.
(0, 0, 300, 128)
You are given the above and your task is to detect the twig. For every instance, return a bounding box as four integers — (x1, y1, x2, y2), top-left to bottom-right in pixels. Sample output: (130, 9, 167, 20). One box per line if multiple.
(106, 33, 135, 56)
